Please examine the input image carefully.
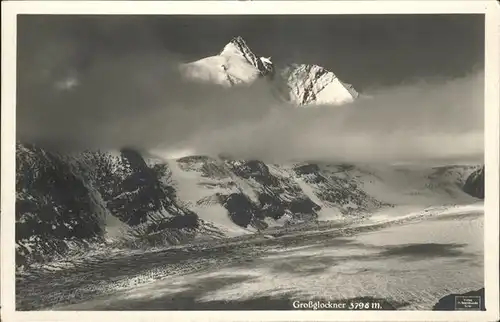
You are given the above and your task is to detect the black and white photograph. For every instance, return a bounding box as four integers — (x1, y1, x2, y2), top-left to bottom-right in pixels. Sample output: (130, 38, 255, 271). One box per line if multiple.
(2, 1, 499, 320)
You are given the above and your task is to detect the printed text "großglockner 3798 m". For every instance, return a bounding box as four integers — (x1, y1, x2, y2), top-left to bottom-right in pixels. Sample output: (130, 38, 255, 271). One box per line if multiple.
(292, 300, 384, 310)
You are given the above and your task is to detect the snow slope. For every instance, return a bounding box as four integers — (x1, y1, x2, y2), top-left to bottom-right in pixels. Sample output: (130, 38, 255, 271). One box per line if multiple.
(280, 64, 358, 106)
(53, 203, 484, 311)
(180, 55, 261, 87)
(14, 35, 483, 270)
(168, 156, 480, 223)
(180, 36, 271, 87)
(15, 144, 228, 267)
(155, 153, 481, 237)
(165, 156, 255, 237)
(16, 140, 482, 269)
(180, 36, 358, 106)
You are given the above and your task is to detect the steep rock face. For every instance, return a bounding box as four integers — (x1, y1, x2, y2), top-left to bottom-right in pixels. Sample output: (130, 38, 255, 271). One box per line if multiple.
(219, 36, 274, 77)
(463, 166, 485, 199)
(161, 157, 483, 231)
(280, 64, 358, 106)
(292, 163, 386, 216)
(222, 193, 262, 229)
(84, 150, 227, 246)
(15, 144, 224, 267)
(226, 159, 321, 227)
(16, 141, 483, 267)
(180, 36, 272, 87)
(16, 143, 108, 266)
(85, 148, 195, 226)
(174, 156, 321, 230)
(181, 36, 357, 107)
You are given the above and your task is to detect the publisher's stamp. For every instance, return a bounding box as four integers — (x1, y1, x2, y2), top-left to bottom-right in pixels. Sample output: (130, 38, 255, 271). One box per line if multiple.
(454, 296, 481, 310)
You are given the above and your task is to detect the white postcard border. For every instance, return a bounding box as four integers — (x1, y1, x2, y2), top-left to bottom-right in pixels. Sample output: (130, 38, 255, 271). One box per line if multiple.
(1, 1, 498, 321)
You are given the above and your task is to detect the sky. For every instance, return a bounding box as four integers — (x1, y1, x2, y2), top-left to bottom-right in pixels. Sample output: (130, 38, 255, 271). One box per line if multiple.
(16, 14, 485, 164)
(17, 14, 484, 91)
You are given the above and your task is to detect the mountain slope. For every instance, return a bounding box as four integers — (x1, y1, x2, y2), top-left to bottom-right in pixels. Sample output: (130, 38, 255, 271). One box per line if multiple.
(171, 156, 324, 231)
(16, 142, 482, 268)
(463, 166, 485, 199)
(15, 144, 226, 267)
(15, 37, 482, 269)
(16, 143, 107, 266)
(219, 36, 274, 78)
(168, 157, 481, 224)
(180, 36, 358, 106)
(280, 63, 358, 106)
(180, 36, 271, 88)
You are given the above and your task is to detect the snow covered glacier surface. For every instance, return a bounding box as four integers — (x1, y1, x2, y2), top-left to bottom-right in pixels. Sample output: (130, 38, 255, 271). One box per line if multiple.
(52, 203, 483, 311)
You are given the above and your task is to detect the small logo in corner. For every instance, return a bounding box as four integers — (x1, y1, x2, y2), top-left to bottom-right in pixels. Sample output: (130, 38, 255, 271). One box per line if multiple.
(454, 296, 481, 310)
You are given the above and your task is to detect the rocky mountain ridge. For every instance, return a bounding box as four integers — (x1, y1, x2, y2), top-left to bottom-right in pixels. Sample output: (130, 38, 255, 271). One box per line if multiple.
(219, 36, 274, 77)
(181, 36, 358, 106)
(15, 142, 483, 268)
(14, 37, 484, 268)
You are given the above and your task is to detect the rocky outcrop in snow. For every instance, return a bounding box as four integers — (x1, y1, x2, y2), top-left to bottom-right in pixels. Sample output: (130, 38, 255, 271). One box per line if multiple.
(175, 156, 321, 231)
(180, 36, 273, 87)
(16, 37, 482, 269)
(292, 163, 386, 215)
(16, 143, 108, 266)
(463, 165, 484, 199)
(219, 36, 274, 77)
(180, 36, 357, 106)
(15, 144, 223, 267)
(16, 142, 482, 267)
(280, 64, 358, 106)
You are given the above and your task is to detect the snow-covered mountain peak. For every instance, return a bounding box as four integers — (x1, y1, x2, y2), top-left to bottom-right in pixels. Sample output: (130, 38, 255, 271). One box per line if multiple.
(180, 37, 357, 106)
(281, 63, 359, 106)
(220, 36, 274, 76)
(180, 36, 274, 87)
(219, 36, 251, 57)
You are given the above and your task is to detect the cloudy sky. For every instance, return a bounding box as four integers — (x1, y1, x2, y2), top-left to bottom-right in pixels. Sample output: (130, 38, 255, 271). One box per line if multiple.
(16, 14, 485, 164)
(18, 14, 484, 91)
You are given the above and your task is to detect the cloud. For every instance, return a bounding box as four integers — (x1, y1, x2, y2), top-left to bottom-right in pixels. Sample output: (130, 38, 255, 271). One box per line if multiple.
(16, 37, 484, 165)
(165, 69, 484, 165)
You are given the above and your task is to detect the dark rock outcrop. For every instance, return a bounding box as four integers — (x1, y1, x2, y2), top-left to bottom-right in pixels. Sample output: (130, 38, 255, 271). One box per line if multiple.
(222, 193, 261, 229)
(463, 166, 485, 199)
(17, 141, 477, 268)
(16, 143, 107, 266)
(292, 163, 387, 216)
(227, 160, 321, 226)
(177, 156, 323, 230)
(16, 143, 205, 267)
(222, 36, 274, 77)
(279, 63, 359, 106)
